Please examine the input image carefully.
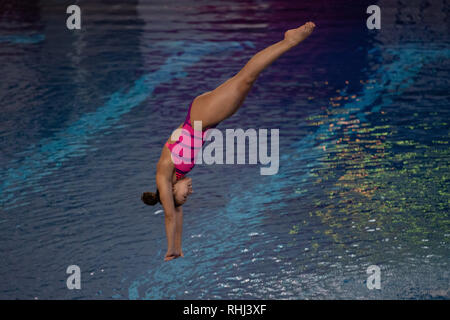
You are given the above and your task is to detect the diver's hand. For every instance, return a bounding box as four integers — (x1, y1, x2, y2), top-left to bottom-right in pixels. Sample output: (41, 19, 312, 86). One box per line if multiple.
(164, 250, 184, 261)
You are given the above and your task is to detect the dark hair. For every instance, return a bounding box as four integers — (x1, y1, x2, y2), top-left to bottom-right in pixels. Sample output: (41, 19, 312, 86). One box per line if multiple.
(141, 189, 160, 206)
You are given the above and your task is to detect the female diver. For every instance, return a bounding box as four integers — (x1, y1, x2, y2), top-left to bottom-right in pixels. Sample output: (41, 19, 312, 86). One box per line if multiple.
(142, 22, 316, 261)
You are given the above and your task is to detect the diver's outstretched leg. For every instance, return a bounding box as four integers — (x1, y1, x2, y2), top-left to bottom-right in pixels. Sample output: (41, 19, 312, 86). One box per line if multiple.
(190, 22, 316, 129)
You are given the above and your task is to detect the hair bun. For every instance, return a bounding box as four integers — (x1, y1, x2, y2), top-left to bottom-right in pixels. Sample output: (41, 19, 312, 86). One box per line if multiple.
(141, 191, 160, 206)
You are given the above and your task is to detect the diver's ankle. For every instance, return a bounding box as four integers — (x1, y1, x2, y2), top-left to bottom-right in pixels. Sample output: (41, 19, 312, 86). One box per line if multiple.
(282, 38, 297, 49)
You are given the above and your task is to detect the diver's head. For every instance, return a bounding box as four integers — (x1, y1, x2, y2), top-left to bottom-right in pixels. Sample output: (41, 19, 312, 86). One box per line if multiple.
(141, 177, 193, 207)
(172, 177, 193, 206)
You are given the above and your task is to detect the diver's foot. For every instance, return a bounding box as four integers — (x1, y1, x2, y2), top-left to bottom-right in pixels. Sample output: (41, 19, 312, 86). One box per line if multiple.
(284, 22, 315, 47)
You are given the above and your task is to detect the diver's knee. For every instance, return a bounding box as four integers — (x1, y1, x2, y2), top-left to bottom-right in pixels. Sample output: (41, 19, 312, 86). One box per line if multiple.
(235, 74, 255, 91)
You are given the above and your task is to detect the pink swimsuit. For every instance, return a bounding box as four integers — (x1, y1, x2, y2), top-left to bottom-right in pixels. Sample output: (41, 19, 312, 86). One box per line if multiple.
(165, 101, 217, 180)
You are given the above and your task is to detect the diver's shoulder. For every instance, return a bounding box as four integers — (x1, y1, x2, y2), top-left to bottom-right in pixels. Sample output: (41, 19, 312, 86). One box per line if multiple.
(157, 152, 174, 173)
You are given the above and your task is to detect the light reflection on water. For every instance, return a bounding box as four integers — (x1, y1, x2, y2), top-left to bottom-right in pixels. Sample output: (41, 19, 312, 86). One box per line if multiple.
(0, 0, 448, 299)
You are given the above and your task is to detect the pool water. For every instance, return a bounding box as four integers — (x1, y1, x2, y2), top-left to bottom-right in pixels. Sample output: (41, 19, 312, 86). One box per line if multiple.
(0, 0, 448, 299)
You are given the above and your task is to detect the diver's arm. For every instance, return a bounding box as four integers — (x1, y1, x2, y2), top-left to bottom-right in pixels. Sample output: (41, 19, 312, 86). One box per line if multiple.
(156, 167, 178, 261)
(174, 205, 184, 256)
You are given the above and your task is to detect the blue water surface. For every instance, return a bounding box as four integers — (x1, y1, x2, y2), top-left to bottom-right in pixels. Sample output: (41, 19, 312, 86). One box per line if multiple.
(0, 0, 448, 299)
